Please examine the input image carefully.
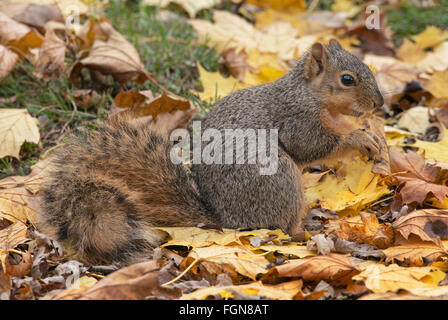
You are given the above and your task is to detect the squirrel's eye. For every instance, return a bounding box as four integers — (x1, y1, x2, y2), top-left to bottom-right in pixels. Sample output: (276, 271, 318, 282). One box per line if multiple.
(340, 74, 356, 87)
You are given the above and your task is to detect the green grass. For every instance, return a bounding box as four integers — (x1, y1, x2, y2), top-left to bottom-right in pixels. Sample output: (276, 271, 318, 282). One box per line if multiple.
(387, 0, 448, 46)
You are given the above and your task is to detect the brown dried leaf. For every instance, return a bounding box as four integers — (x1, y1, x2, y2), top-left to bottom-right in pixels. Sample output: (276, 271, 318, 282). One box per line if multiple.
(383, 240, 448, 266)
(73, 20, 150, 85)
(112, 90, 191, 122)
(389, 148, 438, 181)
(76, 260, 180, 300)
(334, 212, 395, 249)
(221, 48, 248, 82)
(0, 222, 29, 269)
(396, 176, 448, 205)
(32, 29, 65, 81)
(262, 254, 360, 286)
(0, 12, 43, 57)
(5, 251, 32, 277)
(392, 209, 448, 244)
(1, 4, 63, 34)
(0, 45, 19, 82)
(347, 11, 395, 56)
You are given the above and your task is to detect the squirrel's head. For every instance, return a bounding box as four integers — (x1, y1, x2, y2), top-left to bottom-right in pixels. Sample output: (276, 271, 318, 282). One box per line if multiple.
(302, 39, 384, 116)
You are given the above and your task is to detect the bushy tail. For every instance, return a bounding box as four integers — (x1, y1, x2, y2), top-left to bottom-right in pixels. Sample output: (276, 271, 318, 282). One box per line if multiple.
(38, 112, 214, 265)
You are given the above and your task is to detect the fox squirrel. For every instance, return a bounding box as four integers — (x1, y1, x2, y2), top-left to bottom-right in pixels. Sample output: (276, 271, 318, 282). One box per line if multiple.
(38, 40, 384, 265)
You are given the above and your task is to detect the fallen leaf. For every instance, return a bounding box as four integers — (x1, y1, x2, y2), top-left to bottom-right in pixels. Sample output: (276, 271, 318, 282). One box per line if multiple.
(397, 106, 432, 135)
(423, 69, 448, 99)
(193, 63, 248, 103)
(180, 280, 303, 300)
(262, 254, 360, 286)
(0, 12, 43, 57)
(4, 251, 32, 277)
(353, 263, 445, 293)
(0, 222, 29, 270)
(347, 11, 395, 56)
(389, 148, 438, 182)
(416, 41, 448, 74)
(0, 108, 40, 159)
(76, 260, 179, 300)
(392, 209, 448, 244)
(411, 124, 448, 163)
(0, 45, 19, 82)
(186, 245, 270, 280)
(154, 227, 290, 248)
(383, 240, 448, 266)
(72, 19, 150, 85)
(32, 29, 65, 81)
(304, 157, 391, 214)
(334, 212, 394, 249)
(5, 0, 88, 18)
(0, 3, 63, 34)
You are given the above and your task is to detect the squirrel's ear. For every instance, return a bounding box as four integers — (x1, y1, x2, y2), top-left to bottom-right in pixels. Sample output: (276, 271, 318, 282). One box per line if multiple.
(311, 43, 325, 62)
(329, 39, 343, 49)
(304, 42, 328, 80)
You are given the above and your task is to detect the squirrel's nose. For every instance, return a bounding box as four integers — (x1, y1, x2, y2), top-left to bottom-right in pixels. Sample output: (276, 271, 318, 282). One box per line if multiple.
(374, 90, 384, 108)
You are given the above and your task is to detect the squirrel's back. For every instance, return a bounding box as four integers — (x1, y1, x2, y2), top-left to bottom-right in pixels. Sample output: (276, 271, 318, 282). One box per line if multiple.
(38, 114, 213, 265)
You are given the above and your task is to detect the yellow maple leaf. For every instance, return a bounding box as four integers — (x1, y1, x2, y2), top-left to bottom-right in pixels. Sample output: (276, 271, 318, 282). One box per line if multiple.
(180, 280, 303, 300)
(304, 157, 391, 214)
(422, 69, 448, 99)
(411, 124, 448, 163)
(353, 263, 446, 293)
(153, 226, 290, 248)
(411, 26, 448, 50)
(0, 109, 40, 159)
(193, 64, 248, 103)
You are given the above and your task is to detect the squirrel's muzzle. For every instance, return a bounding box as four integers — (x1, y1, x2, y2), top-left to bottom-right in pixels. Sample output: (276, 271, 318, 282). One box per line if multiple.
(374, 89, 384, 109)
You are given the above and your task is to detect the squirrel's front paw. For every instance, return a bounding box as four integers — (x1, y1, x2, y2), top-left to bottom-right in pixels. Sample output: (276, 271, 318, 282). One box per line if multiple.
(349, 129, 381, 159)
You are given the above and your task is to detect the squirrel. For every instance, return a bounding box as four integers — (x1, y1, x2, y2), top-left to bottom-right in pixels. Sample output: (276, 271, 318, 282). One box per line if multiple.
(37, 39, 384, 266)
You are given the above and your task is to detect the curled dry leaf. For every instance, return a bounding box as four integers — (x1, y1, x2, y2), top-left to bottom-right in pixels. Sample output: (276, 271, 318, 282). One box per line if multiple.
(0, 44, 19, 82)
(0, 12, 43, 57)
(75, 260, 180, 300)
(4, 251, 32, 278)
(70, 20, 152, 86)
(111, 90, 193, 130)
(383, 240, 448, 266)
(0, 4, 64, 34)
(334, 212, 394, 249)
(389, 148, 448, 205)
(32, 29, 65, 81)
(261, 254, 360, 286)
(392, 209, 448, 244)
(0, 222, 29, 270)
